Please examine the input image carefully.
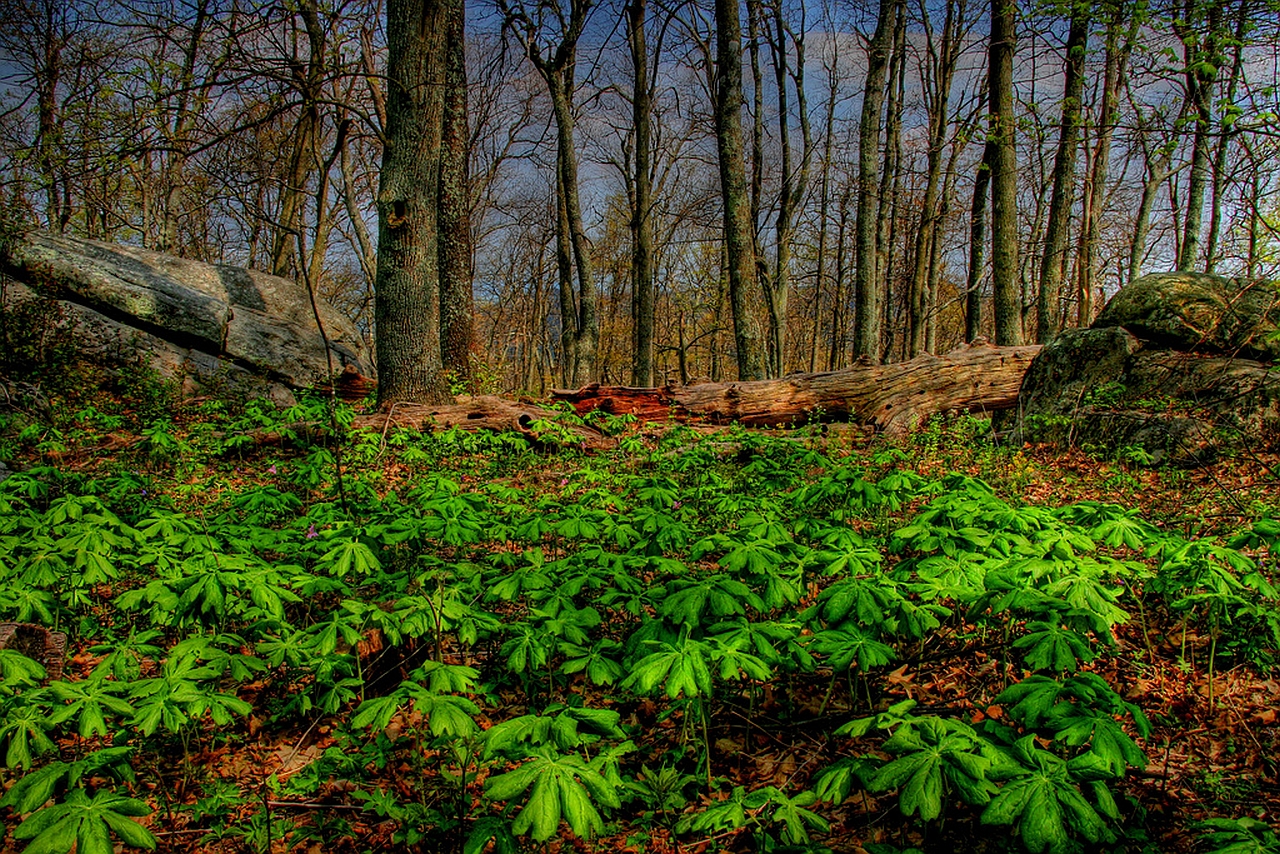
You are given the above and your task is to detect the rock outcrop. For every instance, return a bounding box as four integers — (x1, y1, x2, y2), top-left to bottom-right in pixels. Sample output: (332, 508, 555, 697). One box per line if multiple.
(1005, 272, 1280, 465)
(0, 231, 374, 402)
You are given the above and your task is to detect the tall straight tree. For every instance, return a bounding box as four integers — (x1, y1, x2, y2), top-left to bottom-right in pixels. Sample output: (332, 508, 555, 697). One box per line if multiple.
(988, 0, 1023, 345)
(1036, 5, 1088, 342)
(852, 0, 895, 363)
(909, 0, 965, 357)
(1077, 0, 1136, 323)
(763, 0, 812, 377)
(628, 0, 656, 386)
(501, 0, 599, 386)
(439, 0, 475, 383)
(713, 0, 766, 380)
(1173, 0, 1223, 272)
(375, 0, 451, 405)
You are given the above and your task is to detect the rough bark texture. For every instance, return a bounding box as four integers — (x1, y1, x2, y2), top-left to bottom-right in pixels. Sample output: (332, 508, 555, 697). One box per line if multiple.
(988, 0, 1022, 346)
(713, 0, 765, 380)
(552, 341, 1041, 436)
(852, 0, 893, 363)
(1036, 8, 1087, 342)
(1175, 2, 1222, 272)
(628, 0, 655, 387)
(438, 0, 475, 384)
(375, 0, 450, 406)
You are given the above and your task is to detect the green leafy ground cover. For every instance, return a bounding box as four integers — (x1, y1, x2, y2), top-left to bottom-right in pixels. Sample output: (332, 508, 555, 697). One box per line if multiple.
(1, 391, 1279, 854)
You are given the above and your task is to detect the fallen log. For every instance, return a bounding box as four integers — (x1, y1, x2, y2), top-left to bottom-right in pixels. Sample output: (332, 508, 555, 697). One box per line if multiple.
(552, 340, 1043, 436)
(355, 396, 616, 450)
(217, 395, 617, 453)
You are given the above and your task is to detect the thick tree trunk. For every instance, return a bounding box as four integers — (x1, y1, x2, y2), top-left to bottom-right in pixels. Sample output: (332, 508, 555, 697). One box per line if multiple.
(878, 1, 906, 362)
(553, 341, 1041, 436)
(714, 0, 766, 380)
(374, 0, 450, 406)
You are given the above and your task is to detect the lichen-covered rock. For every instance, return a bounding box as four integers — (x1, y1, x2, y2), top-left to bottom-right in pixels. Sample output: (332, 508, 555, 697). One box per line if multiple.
(0, 231, 374, 401)
(1093, 271, 1280, 361)
(1006, 272, 1280, 465)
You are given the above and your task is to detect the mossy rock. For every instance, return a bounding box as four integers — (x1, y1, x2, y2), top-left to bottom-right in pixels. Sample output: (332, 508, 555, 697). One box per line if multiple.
(1093, 271, 1280, 361)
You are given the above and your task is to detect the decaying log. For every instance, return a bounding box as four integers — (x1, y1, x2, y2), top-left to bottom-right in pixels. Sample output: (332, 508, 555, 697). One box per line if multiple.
(552, 341, 1043, 435)
(354, 396, 616, 450)
(215, 395, 617, 453)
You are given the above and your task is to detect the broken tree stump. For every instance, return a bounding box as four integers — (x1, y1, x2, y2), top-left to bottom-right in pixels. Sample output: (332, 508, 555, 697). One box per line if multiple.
(552, 341, 1043, 436)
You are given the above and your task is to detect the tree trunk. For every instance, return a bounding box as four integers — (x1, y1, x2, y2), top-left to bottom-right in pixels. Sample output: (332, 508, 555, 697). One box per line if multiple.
(271, 0, 325, 279)
(439, 0, 475, 384)
(714, 0, 766, 380)
(909, 0, 961, 357)
(967, 141, 993, 342)
(1175, 0, 1222, 272)
(988, 0, 1022, 345)
(878, 0, 906, 362)
(1036, 8, 1088, 342)
(553, 341, 1042, 436)
(547, 69, 598, 386)
(374, 0, 450, 406)
(1077, 0, 1134, 323)
(853, 0, 894, 363)
(764, 0, 812, 378)
(1204, 0, 1248, 274)
(629, 0, 656, 386)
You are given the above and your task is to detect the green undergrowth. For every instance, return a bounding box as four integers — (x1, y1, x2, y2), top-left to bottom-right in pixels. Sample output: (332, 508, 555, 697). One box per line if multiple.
(0, 396, 1277, 854)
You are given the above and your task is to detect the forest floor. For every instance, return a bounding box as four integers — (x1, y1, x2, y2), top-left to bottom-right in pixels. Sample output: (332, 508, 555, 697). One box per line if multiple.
(1, 374, 1279, 854)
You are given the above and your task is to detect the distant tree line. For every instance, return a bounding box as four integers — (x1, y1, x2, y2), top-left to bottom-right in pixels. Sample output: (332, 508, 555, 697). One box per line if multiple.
(1, 0, 1278, 403)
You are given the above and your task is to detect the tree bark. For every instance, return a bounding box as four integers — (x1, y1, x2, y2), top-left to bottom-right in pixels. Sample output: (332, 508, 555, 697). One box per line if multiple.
(763, 0, 812, 378)
(500, 0, 598, 386)
(909, 0, 962, 357)
(628, 0, 656, 387)
(989, 0, 1022, 346)
(713, 0, 766, 380)
(439, 0, 475, 384)
(1077, 0, 1134, 322)
(967, 140, 993, 342)
(553, 341, 1042, 436)
(1036, 8, 1088, 342)
(271, 0, 326, 279)
(852, 0, 894, 363)
(374, 0, 450, 406)
(1175, 0, 1222, 272)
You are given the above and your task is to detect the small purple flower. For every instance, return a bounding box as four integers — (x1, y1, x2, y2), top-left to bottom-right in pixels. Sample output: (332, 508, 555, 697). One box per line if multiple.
(268, 464, 277, 475)
(672, 500, 682, 510)
(306, 523, 318, 539)
(560, 478, 569, 487)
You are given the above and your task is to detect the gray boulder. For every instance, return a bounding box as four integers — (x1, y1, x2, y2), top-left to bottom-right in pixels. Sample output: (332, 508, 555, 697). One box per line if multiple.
(1093, 271, 1280, 362)
(0, 231, 374, 402)
(1006, 271, 1280, 465)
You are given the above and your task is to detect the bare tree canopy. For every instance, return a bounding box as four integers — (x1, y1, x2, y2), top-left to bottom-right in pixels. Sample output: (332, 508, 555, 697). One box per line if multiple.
(1, 0, 1278, 392)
